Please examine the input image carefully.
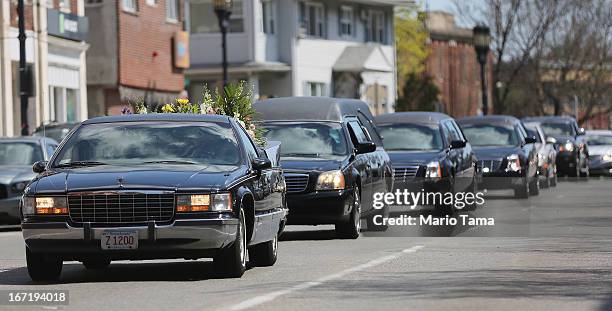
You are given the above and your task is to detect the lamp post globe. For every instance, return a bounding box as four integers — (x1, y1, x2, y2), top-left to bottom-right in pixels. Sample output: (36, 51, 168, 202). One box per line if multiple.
(473, 24, 491, 115)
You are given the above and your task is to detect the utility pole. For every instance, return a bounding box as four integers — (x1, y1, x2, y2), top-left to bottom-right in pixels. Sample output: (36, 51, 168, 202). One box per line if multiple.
(17, 0, 29, 135)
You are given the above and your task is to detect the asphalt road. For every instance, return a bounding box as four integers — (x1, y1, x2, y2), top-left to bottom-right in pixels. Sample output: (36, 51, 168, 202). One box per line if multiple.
(0, 178, 611, 311)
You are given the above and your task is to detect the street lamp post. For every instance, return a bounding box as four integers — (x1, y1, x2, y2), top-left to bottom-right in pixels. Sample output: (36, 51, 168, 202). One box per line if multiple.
(214, 0, 233, 93)
(17, 0, 28, 135)
(473, 25, 491, 115)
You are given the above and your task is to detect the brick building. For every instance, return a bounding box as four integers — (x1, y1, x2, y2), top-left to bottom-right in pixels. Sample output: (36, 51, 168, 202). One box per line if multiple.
(424, 11, 492, 118)
(86, 0, 188, 117)
(0, 0, 89, 136)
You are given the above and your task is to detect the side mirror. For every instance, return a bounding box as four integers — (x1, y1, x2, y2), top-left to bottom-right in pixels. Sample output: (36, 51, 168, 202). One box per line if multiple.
(33, 161, 47, 174)
(450, 140, 466, 149)
(577, 128, 586, 136)
(525, 137, 537, 144)
(356, 142, 376, 154)
(252, 157, 272, 171)
(545, 137, 557, 145)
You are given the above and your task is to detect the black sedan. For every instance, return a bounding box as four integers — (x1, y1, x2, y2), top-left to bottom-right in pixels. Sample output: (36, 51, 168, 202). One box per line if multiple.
(0, 137, 58, 224)
(457, 116, 538, 199)
(523, 116, 589, 178)
(21, 114, 287, 281)
(255, 97, 393, 237)
(375, 112, 478, 214)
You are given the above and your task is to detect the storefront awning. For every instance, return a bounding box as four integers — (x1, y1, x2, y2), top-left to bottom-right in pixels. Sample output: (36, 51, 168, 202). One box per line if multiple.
(333, 45, 394, 73)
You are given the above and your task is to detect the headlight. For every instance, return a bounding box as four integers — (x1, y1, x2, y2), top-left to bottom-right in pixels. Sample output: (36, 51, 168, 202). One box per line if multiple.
(176, 193, 232, 212)
(425, 162, 442, 178)
(560, 142, 574, 152)
(316, 170, 345, 190)
(11, 181, 28, 193)
(22, 197, 68, 216)
(506, 154, 521, 172)
(603, 153, 612, 161)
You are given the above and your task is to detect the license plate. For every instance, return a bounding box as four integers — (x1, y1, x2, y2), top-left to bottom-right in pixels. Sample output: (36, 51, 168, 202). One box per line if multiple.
(101, 230, 138, 250)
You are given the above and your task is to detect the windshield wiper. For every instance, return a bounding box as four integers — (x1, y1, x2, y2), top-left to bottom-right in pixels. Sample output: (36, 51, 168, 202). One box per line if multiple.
(55, 161, 108, 168)
(142, 160, 198, 165)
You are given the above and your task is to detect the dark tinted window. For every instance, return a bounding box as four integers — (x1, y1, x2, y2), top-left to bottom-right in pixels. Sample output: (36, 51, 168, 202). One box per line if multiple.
(348, 121, 370, 144)
(541, 123, 576, 136)
(461, 124, 520, 147)
(262, 122, 348, 157)
(586, 134, 612, 146)
(524, 127, 542, 143)
(235, 123, 259, 160)
(378, 123, 443, 151)
(0, 142, 43, 165)
(53, 122, 241, 166)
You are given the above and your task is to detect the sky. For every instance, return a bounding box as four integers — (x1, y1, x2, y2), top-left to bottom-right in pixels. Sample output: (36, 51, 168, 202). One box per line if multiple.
(416, 0, 484, 27)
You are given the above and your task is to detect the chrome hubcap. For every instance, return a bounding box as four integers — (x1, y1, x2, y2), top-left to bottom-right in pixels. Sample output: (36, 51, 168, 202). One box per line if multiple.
(272, 235, 278, 256)
(239, 212, 246, 267)
(354, 192, 361, 232)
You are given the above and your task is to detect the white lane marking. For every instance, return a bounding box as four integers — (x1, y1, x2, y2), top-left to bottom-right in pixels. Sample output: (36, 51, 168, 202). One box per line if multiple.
(226, 245, 425, 311)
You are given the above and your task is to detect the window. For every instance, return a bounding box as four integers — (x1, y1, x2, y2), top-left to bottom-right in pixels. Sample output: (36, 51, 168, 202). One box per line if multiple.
(300, 2, 325, 38)
(59, 0, 71, 11)
(261, 0, 275, 34)
(236, 124, 259, 160)
(366, 10, 386, 43)
(347, 121, 370, 144)
(378, 124, 444, 151)
(190, 0, 244, 33)
(166, 0, 179, 22)
(339, 6, 353, 37)
(442, 121, 462, 144)
(146, 0, 157, 6)
(122, 0, 137, 12)
(305, 82, 326, 97)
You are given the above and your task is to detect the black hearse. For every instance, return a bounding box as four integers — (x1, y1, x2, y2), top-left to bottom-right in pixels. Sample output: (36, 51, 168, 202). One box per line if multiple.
(457, 116, 538, 198)
(21, 114, 287, 281)
(254, 97, 393, 238)
(375, 112, 478, 213)
(522, 116, 589, 177)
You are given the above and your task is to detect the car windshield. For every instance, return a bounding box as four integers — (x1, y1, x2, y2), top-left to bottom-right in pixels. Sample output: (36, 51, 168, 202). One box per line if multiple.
(586, 135, 612, 146)
(461, 124, 520, 147)
(33, 127, 72, 142)
(378, 123, 443, 151)
(524, 127, 542, 143)
(52, 121, 241, 167)
(0, 142, 43, 165)
(540, 123, 575, 137)
(262, 122, 348, 157)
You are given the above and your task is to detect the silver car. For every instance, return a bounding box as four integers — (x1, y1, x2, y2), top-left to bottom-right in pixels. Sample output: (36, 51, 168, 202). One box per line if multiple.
(585, 130, 612, 176)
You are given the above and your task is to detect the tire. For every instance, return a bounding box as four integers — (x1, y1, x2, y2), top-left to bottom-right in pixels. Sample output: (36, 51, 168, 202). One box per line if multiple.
(249, 233, 278, 267)
(214, 209, 247, 278)
(26, 247, 62, 282)
(529, 177, 540, 196)
(463, 177, 479, 212)
(579, 161, 589, 179)
(549, 171, 557, 187)
(82, 258, 111, 270)
(514, 178, 529, 199)
(568, 161, 579, 178)
(367, 203, 389, 232)
(336, 188, 361, 239)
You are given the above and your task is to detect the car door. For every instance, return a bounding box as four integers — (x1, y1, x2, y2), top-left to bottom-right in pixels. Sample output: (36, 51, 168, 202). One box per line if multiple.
(517, 124, 537, 178)
(450, 120, 475, 191)
(441, 120, 463, 190)
(346, 118, 374, 214)
(356, 112, 392, 193)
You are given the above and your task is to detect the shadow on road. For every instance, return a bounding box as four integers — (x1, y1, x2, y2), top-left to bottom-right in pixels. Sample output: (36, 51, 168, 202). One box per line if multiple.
(280, 229, 337, 241)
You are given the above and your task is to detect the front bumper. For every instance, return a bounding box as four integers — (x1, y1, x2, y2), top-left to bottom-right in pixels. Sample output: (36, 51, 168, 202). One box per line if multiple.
(286, 189, 354, 225)
(556, 151, 578, 169)
(0, 197, 20, 221)
(22, 218, 238, 260)
(589, 157, 612, 175)
(479, 171, 525, 190)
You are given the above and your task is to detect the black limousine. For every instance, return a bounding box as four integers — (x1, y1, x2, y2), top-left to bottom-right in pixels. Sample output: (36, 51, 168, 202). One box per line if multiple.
(255, 97, 393, 237)
(21, 114, 287, 281)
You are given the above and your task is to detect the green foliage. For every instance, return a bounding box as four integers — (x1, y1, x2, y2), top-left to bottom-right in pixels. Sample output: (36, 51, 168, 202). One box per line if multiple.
(396, 73, 440, 112)
(395, 7, 429, 79)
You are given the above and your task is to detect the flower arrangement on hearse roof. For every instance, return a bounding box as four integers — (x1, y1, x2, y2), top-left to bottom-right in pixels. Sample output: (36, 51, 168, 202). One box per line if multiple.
(130, 82, 265, 146)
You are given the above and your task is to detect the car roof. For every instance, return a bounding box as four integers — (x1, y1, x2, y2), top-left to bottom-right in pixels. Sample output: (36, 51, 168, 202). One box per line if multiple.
(254, 97, 374, 122)
(0, 136, 56, 144)
(586, 130, 612, 135)
(522, 116, 576, 124)
(457, 115, 520, 125)
(34, 122, 79, 132)
(82, 113, 232, 125)
(375, 112, 452, 125)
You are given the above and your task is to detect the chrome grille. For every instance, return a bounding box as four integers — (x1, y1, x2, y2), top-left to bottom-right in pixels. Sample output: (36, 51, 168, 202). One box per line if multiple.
(393, 165, 420, 180)
(478, 160, 502, 172)
(68, 193, 175, 224)
(284, 173, 309, 193)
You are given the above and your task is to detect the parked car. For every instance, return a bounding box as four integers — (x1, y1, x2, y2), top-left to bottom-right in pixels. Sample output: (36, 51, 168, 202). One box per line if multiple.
(32, 122, 78, 143)
(255, 97, 393, 237)
(375, 112, 478, 214)
(585, 130, 612, 176)
(457, 116, 538, 199)
(21, 114, 287, 281)
(523, 122, 558, 187)
(0, 137, 58, 224)
(523, 116, 589, 178)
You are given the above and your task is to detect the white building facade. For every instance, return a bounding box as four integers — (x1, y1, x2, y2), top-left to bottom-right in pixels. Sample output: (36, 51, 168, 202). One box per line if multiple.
(186, 0, 397, 115)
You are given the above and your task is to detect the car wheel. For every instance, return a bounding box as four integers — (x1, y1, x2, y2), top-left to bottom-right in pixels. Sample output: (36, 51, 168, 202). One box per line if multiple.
(463, 176, 479, 212)
(514, 178, 529, 199)
(336, 188, 361, 239)
(550, 169, 558, 187)
(568, 161, 580, 178)
(214, 209, 247, 278)
(26, 247, 62, 282)
(82, 258, 111, 270)
(367, 199, 389, 232)
(249, 233, 278, 267)
(529, 177, 540, 196)
(579, 162, 590, 179)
